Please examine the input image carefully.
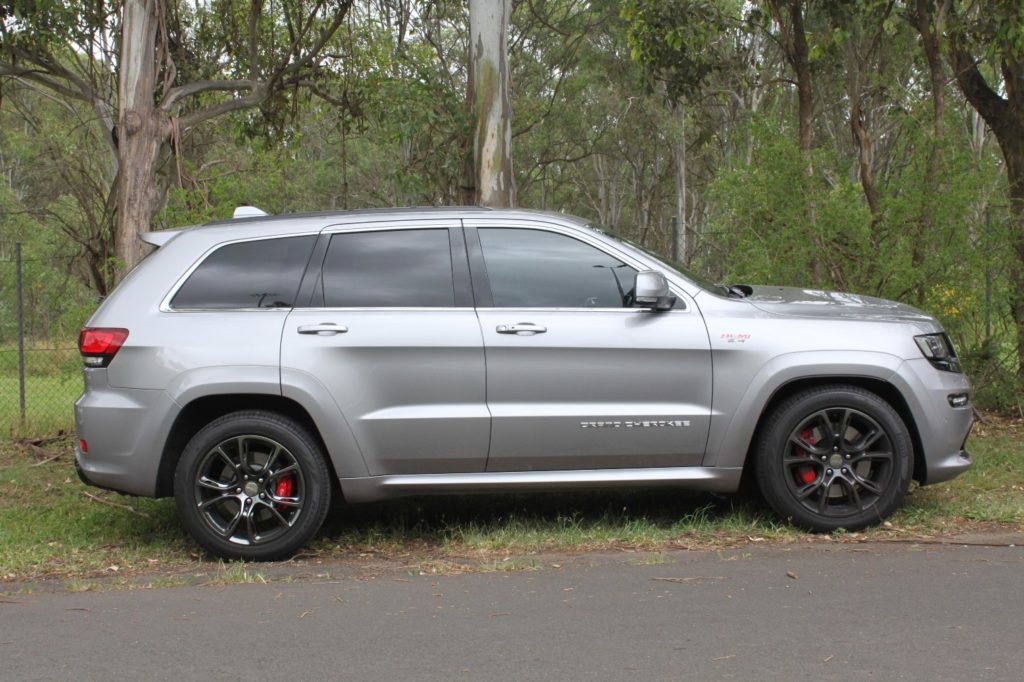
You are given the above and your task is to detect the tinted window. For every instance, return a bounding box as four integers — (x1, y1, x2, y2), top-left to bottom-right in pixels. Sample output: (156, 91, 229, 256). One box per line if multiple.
(479, 228, 635, 308)
(172, 235, 315, 309)
(322, 229, 455, 307)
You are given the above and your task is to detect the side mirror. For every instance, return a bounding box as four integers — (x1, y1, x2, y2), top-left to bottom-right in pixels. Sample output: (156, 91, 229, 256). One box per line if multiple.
(633, 271, 676, 311)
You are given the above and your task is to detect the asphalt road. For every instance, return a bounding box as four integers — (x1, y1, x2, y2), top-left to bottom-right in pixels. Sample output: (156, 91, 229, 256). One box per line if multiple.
(2, 539, 1022, 681)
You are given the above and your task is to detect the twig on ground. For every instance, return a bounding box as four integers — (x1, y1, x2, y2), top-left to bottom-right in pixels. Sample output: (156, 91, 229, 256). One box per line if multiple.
(29, 453, 62, 467)
(15, 435, 64, 447)
(81, 491, 150, 518)
(859, 538, 1018, 548)
(652, 576, 728, 584)
(19, 442, 56, 462)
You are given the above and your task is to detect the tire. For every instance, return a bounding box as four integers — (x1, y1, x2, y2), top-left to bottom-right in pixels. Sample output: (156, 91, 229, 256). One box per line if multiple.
(755, 385, 913, 532)
(174, 410, 331, 561)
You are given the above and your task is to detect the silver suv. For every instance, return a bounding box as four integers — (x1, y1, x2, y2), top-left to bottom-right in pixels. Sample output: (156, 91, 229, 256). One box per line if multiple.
(75, 207, 974, 560)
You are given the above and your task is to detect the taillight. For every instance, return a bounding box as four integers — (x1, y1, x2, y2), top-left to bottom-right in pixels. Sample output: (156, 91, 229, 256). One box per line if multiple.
(78, 328, 129, 367)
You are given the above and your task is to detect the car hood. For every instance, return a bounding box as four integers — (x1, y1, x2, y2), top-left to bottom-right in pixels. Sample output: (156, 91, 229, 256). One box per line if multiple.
(742, 285, 936, 324)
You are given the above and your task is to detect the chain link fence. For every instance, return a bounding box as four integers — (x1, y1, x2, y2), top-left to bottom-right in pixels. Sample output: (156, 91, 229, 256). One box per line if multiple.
(1, 244, 95, 437)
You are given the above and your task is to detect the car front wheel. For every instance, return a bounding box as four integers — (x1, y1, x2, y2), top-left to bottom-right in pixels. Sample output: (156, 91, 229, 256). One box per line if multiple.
(755, 385, 913, 532)
(174, 411, 331, 561)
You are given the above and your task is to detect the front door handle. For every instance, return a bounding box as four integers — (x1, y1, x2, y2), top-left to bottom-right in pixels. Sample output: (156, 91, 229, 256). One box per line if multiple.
(496, 322, 547, 335)
(297, 323, 349, 336)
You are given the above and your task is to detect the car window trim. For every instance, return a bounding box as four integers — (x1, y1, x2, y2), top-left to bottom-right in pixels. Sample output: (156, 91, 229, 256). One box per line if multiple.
(160, 232, 321, 313)
(304, 221, 472, 310)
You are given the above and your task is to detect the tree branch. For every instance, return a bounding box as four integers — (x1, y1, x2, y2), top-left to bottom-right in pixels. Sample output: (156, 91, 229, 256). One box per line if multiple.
(175, 84, 269, 130)
(949, 47, 1009, 135)
(160, 79, 260, 111)
(277, 1, 354, 82)
(0, 65, 93, 103)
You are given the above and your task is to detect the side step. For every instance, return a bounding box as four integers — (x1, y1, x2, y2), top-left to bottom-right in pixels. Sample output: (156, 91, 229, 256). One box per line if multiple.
(339, 467, 743, 503)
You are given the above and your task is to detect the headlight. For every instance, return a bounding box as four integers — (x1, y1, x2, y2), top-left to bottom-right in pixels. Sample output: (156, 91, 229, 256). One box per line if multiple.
(914, 333, 962, 373)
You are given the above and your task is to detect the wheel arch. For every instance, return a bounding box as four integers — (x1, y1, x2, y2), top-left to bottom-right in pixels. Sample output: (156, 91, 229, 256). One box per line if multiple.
(738, 377, 926, 489)
(154, 394, 339, 498)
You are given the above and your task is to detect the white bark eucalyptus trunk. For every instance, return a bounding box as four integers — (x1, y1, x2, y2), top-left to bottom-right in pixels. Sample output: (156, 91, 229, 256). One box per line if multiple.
(673, 104, 687, 264)
(116, 0, 168, 277)
(469, 0, 515, 208)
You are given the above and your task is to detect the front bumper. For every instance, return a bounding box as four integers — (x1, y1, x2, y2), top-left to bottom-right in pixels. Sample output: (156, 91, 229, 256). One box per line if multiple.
(922, 448, 973, 485)
(891, 358, 974, 486)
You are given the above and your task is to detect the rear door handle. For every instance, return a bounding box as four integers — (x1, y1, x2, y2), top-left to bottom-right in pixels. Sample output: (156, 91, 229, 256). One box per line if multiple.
(496, 322, 547, 335)
(297, 323, 349, 335)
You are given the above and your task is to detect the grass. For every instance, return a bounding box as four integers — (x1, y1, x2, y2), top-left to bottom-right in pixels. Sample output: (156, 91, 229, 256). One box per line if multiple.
(0, 415, 1021, 586)
(0, 346, 81, 437)
(0, 375, 81, 436)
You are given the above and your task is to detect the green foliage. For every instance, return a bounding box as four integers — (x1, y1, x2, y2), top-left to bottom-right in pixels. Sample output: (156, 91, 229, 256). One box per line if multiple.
(702, 119, 866, 286)
(623, 0, 738, 102)
(950, 0, 1024, 60)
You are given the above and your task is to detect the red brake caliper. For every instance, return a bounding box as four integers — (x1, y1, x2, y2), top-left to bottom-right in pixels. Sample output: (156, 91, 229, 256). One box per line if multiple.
(795, 429, 817, 485)
(274, 476, 293, 511)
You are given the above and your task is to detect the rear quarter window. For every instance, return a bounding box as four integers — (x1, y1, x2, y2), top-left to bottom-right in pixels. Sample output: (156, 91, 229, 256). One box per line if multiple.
(171, 235, 316, 309)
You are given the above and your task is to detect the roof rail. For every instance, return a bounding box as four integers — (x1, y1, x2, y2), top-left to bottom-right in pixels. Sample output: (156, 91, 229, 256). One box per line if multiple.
(233, 205, 268, 219)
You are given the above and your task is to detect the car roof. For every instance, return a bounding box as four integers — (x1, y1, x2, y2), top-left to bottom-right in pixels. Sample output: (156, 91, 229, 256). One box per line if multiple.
(143, 207, 590, 248)
(199, 206, 586, 227)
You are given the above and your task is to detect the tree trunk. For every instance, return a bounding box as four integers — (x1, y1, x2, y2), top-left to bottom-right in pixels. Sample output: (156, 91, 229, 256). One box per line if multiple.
(469, 0, 515, 208)
(916, 0, 947, 139)
(768, 0, 820, 281)
(1003, 142, 1024, 379)
(458, 46, 477, 206)
(115, 0, 168, 277)
(949, 44, 1024, 375)
(788, 2, 813, 161)
(845, 39, 881, 221)
(672, 104, 688, 263)
(909, 0, 948, 304)
(766, 0, 812, 154)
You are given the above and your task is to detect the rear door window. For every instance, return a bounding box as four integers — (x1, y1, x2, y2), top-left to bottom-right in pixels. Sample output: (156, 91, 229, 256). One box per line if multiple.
(321, 229, 456, 308)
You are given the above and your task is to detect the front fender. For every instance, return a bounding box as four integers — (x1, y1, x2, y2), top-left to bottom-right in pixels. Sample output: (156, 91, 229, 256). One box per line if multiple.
(702, 350, 904, 468)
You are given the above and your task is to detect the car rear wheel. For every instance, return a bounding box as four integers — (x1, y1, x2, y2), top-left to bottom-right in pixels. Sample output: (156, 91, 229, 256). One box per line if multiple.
(174, 411, 331, 561)
(755, 385, 913, 532)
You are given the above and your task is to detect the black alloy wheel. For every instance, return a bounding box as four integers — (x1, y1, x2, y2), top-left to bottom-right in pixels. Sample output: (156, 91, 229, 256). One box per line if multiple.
(755, 385, 913, 532)
(175, 411, 331, 561)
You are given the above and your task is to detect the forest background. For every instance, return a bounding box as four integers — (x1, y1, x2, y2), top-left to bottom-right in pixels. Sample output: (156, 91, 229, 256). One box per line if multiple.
(1, 0, 1023, 437)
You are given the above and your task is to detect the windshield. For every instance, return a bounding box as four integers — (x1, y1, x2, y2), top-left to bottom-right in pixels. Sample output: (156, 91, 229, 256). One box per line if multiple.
(593, 226, 729, 296)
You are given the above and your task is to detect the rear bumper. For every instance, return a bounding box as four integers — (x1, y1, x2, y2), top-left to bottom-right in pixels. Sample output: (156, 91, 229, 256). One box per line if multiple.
(74, 369, 178, 497)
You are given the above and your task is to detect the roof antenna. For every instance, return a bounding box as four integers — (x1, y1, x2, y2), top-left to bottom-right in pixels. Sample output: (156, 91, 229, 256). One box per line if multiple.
(233, 205, 268, 219)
